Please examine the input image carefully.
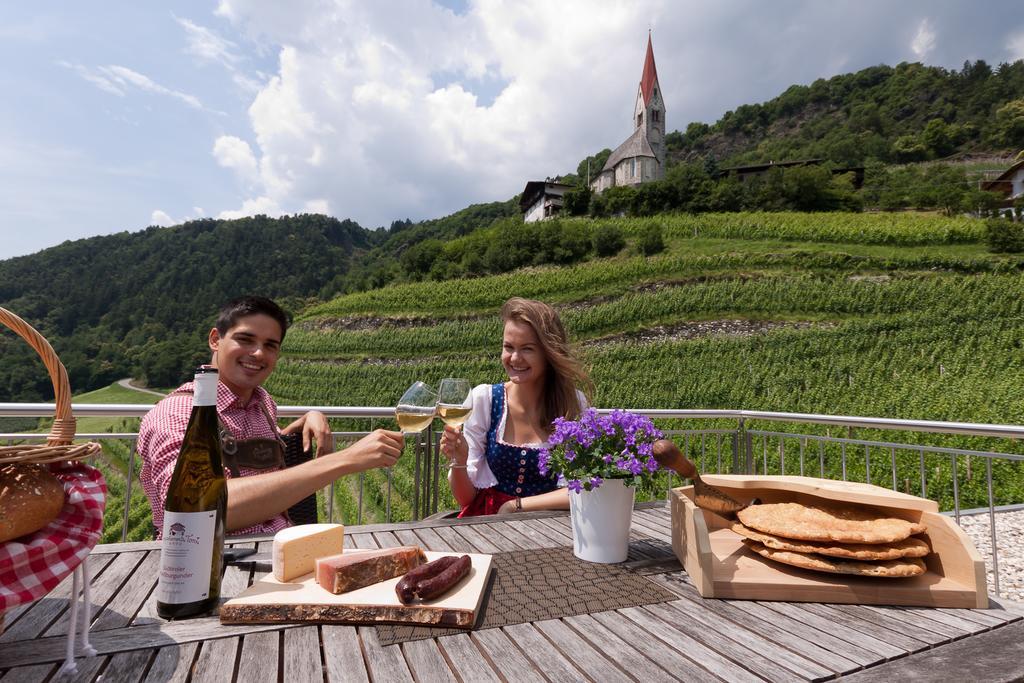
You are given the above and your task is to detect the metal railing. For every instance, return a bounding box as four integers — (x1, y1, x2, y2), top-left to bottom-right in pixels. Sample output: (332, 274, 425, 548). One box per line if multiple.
(2, 404, 1022, 597)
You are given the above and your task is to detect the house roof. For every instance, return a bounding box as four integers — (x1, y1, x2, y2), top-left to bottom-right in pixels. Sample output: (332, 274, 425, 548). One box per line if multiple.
(981, 159, 1024, 193)
(520, 180, 574, 212)
(601, 127, 657, 173)
(640, 34, 658, 105)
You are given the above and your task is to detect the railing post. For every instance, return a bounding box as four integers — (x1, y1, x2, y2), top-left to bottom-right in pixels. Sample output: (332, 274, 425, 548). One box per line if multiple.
(412, 430, 421, 521)
(733, 417, 741, 475)
(122, 438, 137, 543)
(744, 428, 754, 475)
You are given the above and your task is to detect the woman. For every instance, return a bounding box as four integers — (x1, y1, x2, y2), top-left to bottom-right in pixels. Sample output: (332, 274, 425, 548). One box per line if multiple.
(441, 297, 592, 516)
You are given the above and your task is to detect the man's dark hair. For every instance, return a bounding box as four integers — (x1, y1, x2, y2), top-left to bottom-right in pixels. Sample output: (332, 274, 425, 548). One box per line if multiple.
(215, 296, 290, 341)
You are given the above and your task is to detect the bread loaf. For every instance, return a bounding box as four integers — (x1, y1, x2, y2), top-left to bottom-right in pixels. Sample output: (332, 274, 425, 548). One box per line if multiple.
(0, 464, 65, 543)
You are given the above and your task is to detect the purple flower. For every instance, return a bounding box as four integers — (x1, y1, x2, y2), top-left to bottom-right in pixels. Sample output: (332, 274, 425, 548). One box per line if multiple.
(589, 476, 603, 489)
(567, 479, 583, 493)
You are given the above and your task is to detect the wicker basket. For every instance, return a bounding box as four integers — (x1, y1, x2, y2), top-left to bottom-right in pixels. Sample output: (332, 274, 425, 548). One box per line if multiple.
(0, 307, 101, 465)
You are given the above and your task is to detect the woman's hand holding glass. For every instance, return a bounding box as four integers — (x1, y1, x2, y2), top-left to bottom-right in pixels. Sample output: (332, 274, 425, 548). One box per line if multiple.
(437, 378, 473, 468)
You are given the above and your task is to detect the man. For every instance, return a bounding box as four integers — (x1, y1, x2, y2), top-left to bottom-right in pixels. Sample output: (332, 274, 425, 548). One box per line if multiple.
(139, 295, 404, 537)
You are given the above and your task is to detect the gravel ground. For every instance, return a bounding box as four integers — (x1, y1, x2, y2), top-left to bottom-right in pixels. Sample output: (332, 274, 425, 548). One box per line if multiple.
(956, 509, 1024, 602)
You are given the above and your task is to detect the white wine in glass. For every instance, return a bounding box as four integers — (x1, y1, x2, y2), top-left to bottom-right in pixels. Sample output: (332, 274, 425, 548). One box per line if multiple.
(395, 381, 437, 434)
(437, 378, 473, 428)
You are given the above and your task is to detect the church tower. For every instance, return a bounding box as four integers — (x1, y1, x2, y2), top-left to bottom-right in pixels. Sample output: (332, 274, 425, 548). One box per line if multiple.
(633, 33, 665, 178)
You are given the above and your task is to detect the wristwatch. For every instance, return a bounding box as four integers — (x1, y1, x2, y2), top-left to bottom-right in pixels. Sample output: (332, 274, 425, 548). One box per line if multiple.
(515, 496, 523, 512)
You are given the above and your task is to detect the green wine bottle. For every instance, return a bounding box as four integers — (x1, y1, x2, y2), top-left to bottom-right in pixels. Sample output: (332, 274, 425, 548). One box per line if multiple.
(156, 366, 227, 619)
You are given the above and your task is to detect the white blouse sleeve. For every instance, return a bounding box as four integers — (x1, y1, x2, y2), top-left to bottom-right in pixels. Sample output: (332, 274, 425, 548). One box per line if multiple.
(463, 383, 498, 489)
(577, 389, 590, 412)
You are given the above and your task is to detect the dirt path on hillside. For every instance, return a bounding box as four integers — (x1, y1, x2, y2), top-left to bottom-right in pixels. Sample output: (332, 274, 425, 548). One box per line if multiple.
(116, 378, 166, 397)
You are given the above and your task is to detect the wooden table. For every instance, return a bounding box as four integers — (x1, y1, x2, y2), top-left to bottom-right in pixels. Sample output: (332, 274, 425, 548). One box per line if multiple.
(2, 504, 1022, 682)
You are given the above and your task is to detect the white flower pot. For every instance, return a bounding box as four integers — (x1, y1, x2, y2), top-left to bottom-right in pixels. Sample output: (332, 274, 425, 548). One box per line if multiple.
(568, 478, 635, 563)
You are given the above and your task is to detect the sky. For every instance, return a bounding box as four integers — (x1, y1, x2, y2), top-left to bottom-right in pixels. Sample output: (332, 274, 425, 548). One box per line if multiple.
(2, 1, 1024, 259)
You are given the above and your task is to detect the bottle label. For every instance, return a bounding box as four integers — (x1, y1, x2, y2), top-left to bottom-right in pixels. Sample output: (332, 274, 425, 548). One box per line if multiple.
(194, 374, 218, 406)
(157, 510, 217, 604)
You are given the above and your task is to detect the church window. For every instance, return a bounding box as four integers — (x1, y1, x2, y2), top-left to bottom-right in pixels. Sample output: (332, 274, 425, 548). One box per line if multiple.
(637, 112, 643, 127)
(631, 158, 636, 177)
(652, 110, 659, 123)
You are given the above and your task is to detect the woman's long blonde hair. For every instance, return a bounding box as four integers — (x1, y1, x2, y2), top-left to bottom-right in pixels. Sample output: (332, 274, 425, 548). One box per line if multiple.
(501, 297, 593, 431)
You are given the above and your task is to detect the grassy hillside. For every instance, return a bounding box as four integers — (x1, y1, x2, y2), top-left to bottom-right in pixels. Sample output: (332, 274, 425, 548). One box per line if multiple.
(93, 211, 1024, 540)
(262, 211, 1024, 526)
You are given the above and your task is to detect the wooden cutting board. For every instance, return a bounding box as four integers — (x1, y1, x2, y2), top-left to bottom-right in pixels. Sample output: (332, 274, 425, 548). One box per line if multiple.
(220, 550, 492, 628)
(671, 475, 988, 608)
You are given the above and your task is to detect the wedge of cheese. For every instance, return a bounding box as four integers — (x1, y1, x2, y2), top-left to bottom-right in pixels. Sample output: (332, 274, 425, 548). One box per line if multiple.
(272, 523, 345, 582)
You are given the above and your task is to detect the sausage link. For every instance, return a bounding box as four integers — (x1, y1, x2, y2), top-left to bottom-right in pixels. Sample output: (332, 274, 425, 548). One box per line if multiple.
(415, 555, 471, 600)
(395, 555, 459, 604)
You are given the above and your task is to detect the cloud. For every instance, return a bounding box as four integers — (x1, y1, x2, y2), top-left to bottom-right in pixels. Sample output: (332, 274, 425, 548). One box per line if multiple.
(205, 1, 1023, 230)
(150, 209, 175, 226)
(212, 135, 259, 183)
(911, 18, 936, 59)
(176, 15, 264, 93)
(1009, 30, 1024, 61)
(60, 60, 217, 112)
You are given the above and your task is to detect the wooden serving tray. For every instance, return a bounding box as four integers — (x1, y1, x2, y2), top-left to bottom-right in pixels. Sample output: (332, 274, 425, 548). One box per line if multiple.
(670, 475, 987, 608)
(220, 550, 492, 628)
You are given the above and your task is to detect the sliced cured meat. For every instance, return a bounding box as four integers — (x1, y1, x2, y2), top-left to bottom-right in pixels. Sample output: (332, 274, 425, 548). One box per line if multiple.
(315, 546, 426, 595)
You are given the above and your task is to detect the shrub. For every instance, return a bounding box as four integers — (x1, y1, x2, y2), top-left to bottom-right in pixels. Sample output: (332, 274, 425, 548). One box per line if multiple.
(593, 224, 626, 257)
(985, 218, 1024, 253)
(636, 223, 665, 256)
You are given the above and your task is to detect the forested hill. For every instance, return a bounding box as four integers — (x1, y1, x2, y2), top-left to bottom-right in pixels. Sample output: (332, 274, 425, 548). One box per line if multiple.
(665, 60, 1024, 167)
(0, 214, 374, 400)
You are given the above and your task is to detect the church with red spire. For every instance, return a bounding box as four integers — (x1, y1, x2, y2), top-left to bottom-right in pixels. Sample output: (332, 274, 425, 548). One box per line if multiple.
(590, 34, 666, 193)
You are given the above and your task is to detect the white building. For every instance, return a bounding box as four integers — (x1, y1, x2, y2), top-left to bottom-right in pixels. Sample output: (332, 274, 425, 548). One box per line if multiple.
(591, 34, 666, 194)
(981, 159, 1024, 206)
(521, 179, 574, 222)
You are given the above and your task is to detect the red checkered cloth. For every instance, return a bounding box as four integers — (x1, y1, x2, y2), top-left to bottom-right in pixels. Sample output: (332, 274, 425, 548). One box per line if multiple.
(0, 462, 106, 612)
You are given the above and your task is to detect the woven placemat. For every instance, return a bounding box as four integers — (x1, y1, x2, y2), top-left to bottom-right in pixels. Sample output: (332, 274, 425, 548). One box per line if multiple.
(375, 545, 679, 645)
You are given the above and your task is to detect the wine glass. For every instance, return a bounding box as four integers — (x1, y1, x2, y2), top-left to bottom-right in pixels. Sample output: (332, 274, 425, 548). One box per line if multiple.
(436, 378, 473, 429)
(395, 381, 437, 434)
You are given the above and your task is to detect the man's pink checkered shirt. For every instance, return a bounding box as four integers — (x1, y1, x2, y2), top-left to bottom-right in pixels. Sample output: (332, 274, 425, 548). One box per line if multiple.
(138, 381, 290, 538)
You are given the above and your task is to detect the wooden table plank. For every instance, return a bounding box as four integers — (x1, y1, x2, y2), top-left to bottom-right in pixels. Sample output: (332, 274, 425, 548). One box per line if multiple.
(797, 602, 930, 654)
(61, 652, 106, 683)
(534, 516, 575, 544)
(561, 613, 679, 683)
(431, 526, 477, 553)
(891, 605, 991, 633)
(835, 604, 952, 645)
(533, 618, 633, 683)
(42, 551, 146, 637)
(236, 630, 279, 682)
(656, 593, 832, 682)
(435, 633, 502, 683)
(451, 524, 505, 553)
(401, 638, 457, 682)
(935, 606, 1013, 628)
(643, 601, 807, 683)
(857, 605, 969, 639)
(590, 608, 725, 682)
(284, 626, 323, 682)
(191, 636, 240, 682)
(471, 628, 546, 683)
(408, 526, 453, 552)
(502, 622, 590, 682)
(357, 626, 412, 682)
(516, 518, 572, 546)
(0, 663, 54, 682)
(99, 648, 153, 683)
(757, 601, 906, 660)
(322, 625, 370, 683)
(143, 642, 199, 683)
(629, 513, 673, 542)
(372, 531, 402, 548)
(487, 521, 534, 549)
(350, 533, 379, 550)
(504, 519, 563, 549)
(343, 533, 356, 549)
(92, 550, 161, 631)
(735, 600, 876, 667)
(654, 574, 860, 674)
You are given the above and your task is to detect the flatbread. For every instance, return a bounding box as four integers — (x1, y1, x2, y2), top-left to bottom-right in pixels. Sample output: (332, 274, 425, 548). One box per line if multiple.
(744, 540, 927, 578)
(730, 523, 931, 560)
(736, 502, 927, 544)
